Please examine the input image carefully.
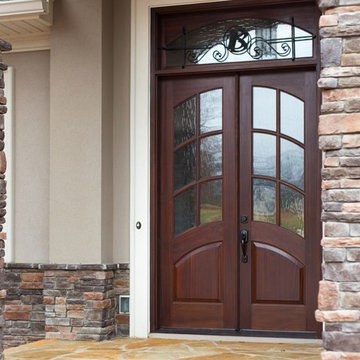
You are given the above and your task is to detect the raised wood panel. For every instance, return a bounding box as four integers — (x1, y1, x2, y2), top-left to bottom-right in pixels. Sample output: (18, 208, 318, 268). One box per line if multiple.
(251, 304, 306, 331)
(174, 242, 222, 302)
(171, 303, 223, 328)
(252, 242, 304, 303)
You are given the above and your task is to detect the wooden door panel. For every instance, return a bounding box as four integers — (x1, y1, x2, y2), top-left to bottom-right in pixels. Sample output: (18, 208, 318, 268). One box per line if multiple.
(175, 242, 222, 302)
(252, 242, 304, 303)
(159, 75, 238, 329)
(239, 71, 321, 334)
(251, 304, 306, 331)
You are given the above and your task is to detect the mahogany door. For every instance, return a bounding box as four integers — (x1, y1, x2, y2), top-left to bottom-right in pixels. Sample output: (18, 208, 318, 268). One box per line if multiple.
(157, 71, 320, 336)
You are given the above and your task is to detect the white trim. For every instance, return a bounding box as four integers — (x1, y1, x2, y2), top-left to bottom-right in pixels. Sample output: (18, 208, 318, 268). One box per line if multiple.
(150, 333, 322, 344)
(0, 0, 46, 18)
(130, 0, 230, 339)
(4, 33, 51, 53)
(4, 67, 15, 263)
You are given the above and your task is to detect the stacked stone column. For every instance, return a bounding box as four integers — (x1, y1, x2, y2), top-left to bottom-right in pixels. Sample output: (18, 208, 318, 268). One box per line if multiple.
(0, 38, 11, 360)
(316, 0, 360, 358)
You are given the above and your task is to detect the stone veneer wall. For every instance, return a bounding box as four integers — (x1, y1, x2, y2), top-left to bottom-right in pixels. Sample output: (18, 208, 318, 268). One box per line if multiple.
(3, 264, 129, 348)
(316, 0, 360, 358)
(0, 38, 11, 360)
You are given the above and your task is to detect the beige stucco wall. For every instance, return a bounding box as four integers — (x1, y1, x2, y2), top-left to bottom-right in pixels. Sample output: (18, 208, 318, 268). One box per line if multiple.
(2, 0, 132, 264)
(113, 0, 131, 263)
(3, 50, 50, 263)
(49, 0, 114, 263)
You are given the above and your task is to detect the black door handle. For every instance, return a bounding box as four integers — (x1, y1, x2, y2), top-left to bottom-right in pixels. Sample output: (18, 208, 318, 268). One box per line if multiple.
(240, 229, 249, 263)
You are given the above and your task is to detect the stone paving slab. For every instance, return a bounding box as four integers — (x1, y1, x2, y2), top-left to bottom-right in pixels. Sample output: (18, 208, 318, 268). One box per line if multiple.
(4, 338, 322, 359)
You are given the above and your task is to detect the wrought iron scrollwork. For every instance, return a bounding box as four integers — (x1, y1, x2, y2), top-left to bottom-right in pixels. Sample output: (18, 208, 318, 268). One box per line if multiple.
(162, 18, 315, 67)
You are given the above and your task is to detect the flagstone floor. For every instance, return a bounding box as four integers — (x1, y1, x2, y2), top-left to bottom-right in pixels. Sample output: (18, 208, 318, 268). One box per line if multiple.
(4, 337, 322, 360)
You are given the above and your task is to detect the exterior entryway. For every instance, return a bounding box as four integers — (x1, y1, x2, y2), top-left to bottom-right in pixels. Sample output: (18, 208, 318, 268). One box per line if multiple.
(157, 70, 321, 337)
(150, 1, 321, 339)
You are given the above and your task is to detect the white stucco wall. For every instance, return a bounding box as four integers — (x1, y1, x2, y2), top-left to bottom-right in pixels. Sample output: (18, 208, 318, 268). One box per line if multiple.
(3, 50, 50, 263)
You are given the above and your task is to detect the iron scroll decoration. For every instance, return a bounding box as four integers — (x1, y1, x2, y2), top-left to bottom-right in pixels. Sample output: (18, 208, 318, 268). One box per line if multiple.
(161, 17, 316, 68)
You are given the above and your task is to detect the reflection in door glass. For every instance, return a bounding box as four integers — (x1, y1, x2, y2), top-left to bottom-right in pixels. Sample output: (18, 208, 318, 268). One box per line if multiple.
(281, 139, 304, 190)
(280, 185, 304, 236)
(253, 87, 276, 131)
(200, 89, 222, 133)
(174, 142, 196, 191)
(200, 180, 222, 224)
(200, 135, 222, 178)
(174, 187, 196, 236)
(280, 92, 304, 143)
(253, 179, 276, 224)
(174, 96, 197, 147)
(253, 133, 276, 177)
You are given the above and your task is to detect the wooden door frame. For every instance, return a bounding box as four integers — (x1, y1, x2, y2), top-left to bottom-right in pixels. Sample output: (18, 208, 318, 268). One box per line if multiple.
(138, 0, 320, 336)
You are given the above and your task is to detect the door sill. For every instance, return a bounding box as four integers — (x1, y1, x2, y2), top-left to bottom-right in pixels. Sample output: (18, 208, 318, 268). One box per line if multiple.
(151, 328, 321, 344)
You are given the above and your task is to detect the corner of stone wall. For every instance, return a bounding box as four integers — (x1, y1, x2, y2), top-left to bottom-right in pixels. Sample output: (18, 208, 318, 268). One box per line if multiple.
(317, 0, 360, 358)
(0, 38, 12, 360)
(3, 263, 129, 347)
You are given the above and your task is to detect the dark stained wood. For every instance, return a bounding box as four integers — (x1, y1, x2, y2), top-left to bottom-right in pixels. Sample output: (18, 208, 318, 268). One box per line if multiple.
(252, 242, 304, 303)
(251, 304, 306, 330)
(159, 75, 238, 329)
(239, 71, 321, 334)
(151, 1, 321, 337)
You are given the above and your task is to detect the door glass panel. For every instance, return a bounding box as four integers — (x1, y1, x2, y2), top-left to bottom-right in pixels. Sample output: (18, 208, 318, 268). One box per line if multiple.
(200, 180, 222, 224)
(280, 185, 304, 237)
(281, 139, 304, 190)
(200, 89, 222, 133)
(174, 96, 197, 147)
(253, 87, 276, 131)
(253, 133, 276, 177)
(174, 187, 196, 236)
(174, 142, 196, 191)
(280, 92, 304, 143)
(253, 179, 276, 224)
(200, 134, 222, 178)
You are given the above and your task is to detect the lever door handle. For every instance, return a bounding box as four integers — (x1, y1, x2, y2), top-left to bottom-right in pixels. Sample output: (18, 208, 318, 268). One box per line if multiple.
(240, 229, 249, 263)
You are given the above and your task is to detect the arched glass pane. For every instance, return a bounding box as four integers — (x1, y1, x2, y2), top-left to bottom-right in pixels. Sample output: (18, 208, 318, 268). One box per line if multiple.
(253, 179, 276, 224)
(174, 142, 196, 191)
(253, 87, 276, 131)
(200, 134, 222, 178)
(280, 185, 304, 237)
(174, 187, 196, 236)
(200, 89, 222, 133)
(281, 139, 304, 190)
(165, 19, 314, 67)
(253, 133, 276, 178)
(280, 92, 304, 143)
(174, 96, 196, 147)
(200, 180, 222, 224)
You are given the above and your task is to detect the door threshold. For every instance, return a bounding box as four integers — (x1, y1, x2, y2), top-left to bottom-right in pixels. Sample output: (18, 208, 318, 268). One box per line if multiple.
(150, 332, 322, 345)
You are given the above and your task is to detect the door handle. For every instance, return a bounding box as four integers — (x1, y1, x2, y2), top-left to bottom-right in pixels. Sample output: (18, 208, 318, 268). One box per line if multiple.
(240, 229, 249, 263)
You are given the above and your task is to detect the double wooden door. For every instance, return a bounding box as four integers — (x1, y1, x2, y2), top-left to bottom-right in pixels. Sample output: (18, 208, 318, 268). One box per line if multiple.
(157, 71, 321, 336)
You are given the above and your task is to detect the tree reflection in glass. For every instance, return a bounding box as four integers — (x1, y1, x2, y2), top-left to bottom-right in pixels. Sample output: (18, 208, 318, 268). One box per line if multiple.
(281, 139, 304, 190)
(200, 135, 222, 178)
(200, 89, 222, 133)
(253, 179, 276, 224)
(280, 185, 304, 236)
(200, 180, 222, 224)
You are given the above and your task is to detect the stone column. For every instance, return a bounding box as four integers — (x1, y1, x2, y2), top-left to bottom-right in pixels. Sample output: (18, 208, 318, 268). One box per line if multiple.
(0, 38, 12, 360)
(316, 0, 360, 358)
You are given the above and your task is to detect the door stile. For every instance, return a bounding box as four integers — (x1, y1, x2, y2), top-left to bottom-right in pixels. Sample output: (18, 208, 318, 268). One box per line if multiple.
(222, 75, 239, 329)
(304, 71, 322, 336)
(239, 75, 252, 330)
